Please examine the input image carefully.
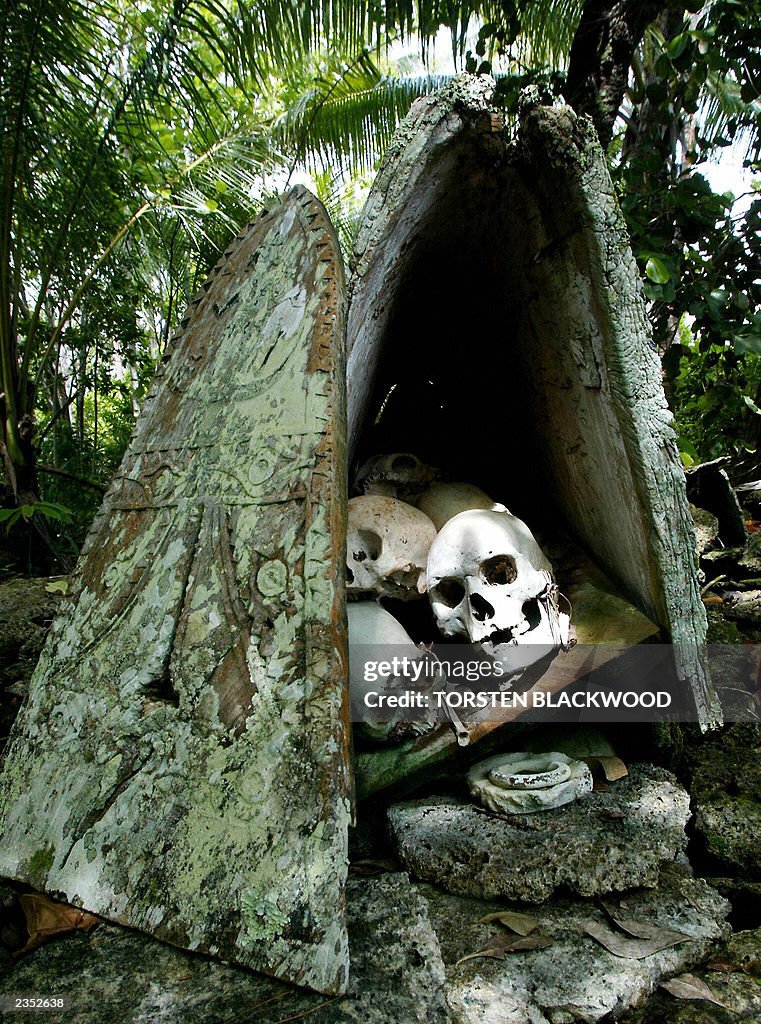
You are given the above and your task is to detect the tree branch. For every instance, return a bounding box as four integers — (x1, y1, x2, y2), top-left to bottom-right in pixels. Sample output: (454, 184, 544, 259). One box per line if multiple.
(36, 464, 106, 493)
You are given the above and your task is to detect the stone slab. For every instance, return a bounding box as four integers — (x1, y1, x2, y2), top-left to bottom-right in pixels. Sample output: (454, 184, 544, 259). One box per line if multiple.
(618, 925, 761, 1023)
(689, 724, 761, 875)
(0, 874, 450, 1023)
(418, 863, 729, 1024)
(388, 764, 690, 902)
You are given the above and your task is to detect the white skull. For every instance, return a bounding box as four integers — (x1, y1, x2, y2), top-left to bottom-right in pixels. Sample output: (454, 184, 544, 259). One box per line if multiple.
(417, 482, 508, 531)
(348, 602, 437, 743)
(426, 509, 570, 676)
(347, 495, 436, 599)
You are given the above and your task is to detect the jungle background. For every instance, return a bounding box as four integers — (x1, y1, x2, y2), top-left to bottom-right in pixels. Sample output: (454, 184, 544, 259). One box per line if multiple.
(0, 0, 759, 573)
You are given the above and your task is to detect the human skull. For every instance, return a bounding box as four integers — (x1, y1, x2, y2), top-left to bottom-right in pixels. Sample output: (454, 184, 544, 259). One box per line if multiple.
(354, 453, 438, 503)
(417, 482, 508, 531)
(426, 509, 570, 676)
(347, 495, 437, 599)
(348, 602, 436, 743)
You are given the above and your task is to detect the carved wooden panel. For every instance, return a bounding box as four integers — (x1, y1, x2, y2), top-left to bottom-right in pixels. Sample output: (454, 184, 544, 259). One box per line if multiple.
(0, 187, 351, 994)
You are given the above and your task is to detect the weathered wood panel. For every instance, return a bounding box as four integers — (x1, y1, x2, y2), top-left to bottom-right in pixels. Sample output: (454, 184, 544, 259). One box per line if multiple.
(0, 187, 351, 994)
(346, 75, 719, 730)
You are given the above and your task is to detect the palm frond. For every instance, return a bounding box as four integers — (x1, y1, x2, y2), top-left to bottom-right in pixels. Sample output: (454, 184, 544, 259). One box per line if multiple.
(275, 67, 452, 173)
(513, 0, 584, 69)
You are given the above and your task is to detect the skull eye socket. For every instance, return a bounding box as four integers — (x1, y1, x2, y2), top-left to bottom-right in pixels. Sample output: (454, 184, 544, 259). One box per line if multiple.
(522, 598, 542, 631)
(433, 578, 466, 608)
(353, 529, 382, 562)
(481, 555, 517, 586)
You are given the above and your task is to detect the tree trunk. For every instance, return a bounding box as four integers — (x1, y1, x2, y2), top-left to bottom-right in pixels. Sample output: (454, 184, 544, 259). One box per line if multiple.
(565, 0, 679, 146)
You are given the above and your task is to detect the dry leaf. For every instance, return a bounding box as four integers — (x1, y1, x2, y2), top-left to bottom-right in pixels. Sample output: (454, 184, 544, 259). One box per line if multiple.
(596, 756, 628, 781)
(478, 911, 539, 936)
(455, 947, 510, 966)
(706, 960, 743, 976)
(45, 579, 69, 595)
(598, 810, 625, 821)
(600, 903, 691, 944)
(583, 919, 690, 959)
(455, 934, 552, 966)
(660, 973, 728, 1009)
(16, 893, 99, 955)
(501, 934, 553, 953)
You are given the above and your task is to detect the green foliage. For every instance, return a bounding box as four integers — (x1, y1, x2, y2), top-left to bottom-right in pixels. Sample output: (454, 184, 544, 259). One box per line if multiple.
(670, 317, 761, 462)
(611, 0, 761, 461)
(1, 0, 455, 564)
(3, 0, 761, 566)
(0, 500, 73, 534)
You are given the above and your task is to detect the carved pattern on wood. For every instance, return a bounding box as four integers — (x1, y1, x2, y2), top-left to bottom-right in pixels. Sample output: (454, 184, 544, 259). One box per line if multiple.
(0, 187, 350, 994)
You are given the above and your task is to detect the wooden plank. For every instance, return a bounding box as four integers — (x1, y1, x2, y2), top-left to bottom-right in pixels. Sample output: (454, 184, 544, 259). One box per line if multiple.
(0, 187, 351, 994)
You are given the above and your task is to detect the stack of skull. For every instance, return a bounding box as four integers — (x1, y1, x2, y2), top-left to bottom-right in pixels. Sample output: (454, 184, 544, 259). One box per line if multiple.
(347, 454, 571, 743)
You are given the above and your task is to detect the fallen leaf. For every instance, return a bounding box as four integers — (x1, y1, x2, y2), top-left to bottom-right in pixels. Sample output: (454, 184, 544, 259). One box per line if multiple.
(598, 809, 625, 821)
(455, 947, 509, 966)
(705, 960, 743, 975)
(455, 934, 552, 966)
(501, 934, 553, 952)
(16, 893, 99, 956)
(44, 579, 68, 595)
(660, 973, 728, 1008)
(596, 756, 629, 781)
(478, 911, 539, 935)
(583, 919, 690, 959)
(600, 903, 692, 944)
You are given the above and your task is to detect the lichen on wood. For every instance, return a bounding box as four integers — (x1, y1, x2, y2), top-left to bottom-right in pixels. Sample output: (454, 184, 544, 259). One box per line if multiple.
(0, 187, 351, 995)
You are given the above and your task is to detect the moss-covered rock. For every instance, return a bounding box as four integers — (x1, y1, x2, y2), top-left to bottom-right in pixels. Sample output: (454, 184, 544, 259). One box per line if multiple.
(618, 926, 761, 1023)
(688, 724, 761, 877)
(0, 577, 65, 757)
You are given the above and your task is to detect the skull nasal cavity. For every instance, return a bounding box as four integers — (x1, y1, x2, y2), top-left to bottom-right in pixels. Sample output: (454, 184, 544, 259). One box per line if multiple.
(482, 555, 518, 586)
(355, 529, 382, 561)
(522, 598, 542, 630)
(470, 593, 495, 622)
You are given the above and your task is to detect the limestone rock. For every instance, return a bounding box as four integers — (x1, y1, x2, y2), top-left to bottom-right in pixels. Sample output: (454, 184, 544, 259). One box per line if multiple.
(0, 874, 450, 1023)
(690, 504, 720, 557)
(388, 764, 690, 902)
(0, 577, 64, 756)
(738, 530, 761, 577)
(723, 589, 761, 625)
(419, 863, 729, 1024)
(617, 925, 761, 1023)
(707, 876, 761, 931)
(690, 724, 761, 874)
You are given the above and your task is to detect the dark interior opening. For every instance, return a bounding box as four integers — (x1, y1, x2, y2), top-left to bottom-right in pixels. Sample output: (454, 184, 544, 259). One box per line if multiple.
(349, 142, 555, 530)
(347, 129, 662, 651)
